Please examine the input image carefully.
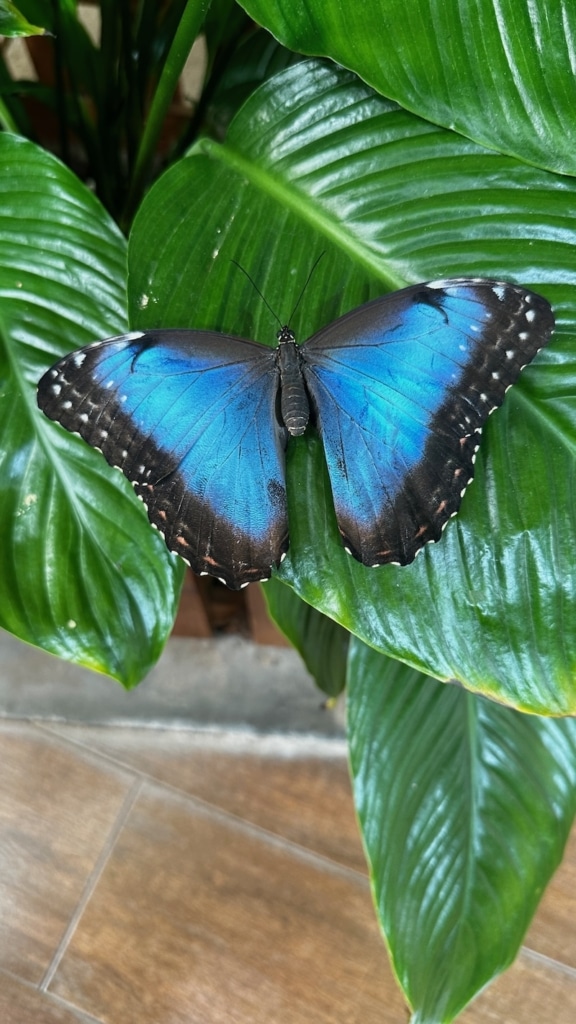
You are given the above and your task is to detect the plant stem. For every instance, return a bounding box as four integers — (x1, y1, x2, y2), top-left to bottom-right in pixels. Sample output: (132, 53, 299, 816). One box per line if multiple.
(51, 0, 70, 166)
(0, 96, 18, 133)
(122, 0, 208, 229)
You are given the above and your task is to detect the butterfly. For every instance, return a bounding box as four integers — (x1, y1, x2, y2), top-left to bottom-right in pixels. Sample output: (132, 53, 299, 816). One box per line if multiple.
(37, 277, 554, 590)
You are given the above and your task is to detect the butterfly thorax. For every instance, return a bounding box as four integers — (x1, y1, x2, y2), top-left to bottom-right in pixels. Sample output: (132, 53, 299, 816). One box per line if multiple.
(277, 326, 309, 436)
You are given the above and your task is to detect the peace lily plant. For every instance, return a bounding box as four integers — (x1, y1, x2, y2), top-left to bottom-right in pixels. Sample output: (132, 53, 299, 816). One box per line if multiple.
(0, 2, 575, 1021)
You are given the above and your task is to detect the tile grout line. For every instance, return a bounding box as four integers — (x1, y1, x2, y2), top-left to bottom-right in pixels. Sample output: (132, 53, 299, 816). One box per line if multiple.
(0, 968, 105, 1024)
(166, 784, 373, 885)
(35, 723, 370, 887)
(40, 989, 107, 1024)
(521, 944, 576, 980)
(39, 776, 144, 993)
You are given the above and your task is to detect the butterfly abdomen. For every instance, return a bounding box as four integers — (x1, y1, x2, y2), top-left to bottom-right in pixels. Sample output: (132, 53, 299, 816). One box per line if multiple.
(277, 329, 310, 436)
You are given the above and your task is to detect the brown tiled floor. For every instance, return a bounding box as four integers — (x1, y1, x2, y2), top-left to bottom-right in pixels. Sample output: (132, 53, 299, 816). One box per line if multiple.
(1, 721, 576, 1022)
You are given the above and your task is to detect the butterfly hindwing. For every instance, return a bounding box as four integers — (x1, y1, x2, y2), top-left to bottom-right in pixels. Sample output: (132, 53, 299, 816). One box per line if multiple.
(302, 279, 554, 565)
(38, 330, 288, 589)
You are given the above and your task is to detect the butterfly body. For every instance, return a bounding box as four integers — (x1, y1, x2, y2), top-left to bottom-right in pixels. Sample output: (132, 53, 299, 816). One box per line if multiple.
(276, 327, 310, 437)
(38, 278, 554, 589)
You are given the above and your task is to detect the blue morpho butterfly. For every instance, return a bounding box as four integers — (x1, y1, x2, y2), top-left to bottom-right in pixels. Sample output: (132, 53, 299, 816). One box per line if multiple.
(37, 273, 554, 590)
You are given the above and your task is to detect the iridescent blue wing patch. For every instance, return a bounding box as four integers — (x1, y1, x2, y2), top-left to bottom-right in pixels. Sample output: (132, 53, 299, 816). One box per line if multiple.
(302, 279, 554, 565)
(38, 330, 288, 589)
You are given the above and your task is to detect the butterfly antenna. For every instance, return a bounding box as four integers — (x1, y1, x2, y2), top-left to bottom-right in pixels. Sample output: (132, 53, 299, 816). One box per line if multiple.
(287, 252, 326, 325)
(230, 259, 283, 329)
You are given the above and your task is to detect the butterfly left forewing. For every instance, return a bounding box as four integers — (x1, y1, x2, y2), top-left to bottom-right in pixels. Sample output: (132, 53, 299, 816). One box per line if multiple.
(38, 329, 289, 589)
(302, 279, 554, 566)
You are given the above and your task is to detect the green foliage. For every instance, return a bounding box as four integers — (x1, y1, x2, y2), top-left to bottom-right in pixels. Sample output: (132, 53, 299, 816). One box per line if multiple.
(241, 0, 576, 175)
(1, 2, 575, 1020)
(127, 62, 576, 713)
(347, 640, 576, 1022)
(4, 0, 211, 224)
(0, 1, 45, 36)
(0, 134, 182, 684)
(263, 578, 348, 697)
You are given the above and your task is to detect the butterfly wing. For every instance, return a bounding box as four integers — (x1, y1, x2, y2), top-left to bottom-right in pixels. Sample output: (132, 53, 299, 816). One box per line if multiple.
(38, 330, 288, 589)
(301, 279, 554, 566)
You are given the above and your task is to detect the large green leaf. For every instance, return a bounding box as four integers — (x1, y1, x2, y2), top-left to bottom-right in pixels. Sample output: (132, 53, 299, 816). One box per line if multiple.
(240, 0, 576, 176)
(263, 577, 348, 697)
(347, 638, 576, 1022)
(0, 133, 182, 686)
(205, 27, 304, 139)
(128, 60, 576, 712)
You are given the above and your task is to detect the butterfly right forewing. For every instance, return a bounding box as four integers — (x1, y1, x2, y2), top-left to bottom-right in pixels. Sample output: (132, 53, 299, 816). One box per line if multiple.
(302, 279, 554, 566)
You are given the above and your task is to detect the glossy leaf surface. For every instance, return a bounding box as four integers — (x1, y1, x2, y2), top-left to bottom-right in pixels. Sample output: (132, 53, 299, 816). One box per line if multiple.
(240, 0, 576, 175)
(263, 577, 348, 697)
(129, 60, 576, 712)
(0, 0, 45, 35)
(0, 133, 182, 685)
(347, 638, 576, 1022)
